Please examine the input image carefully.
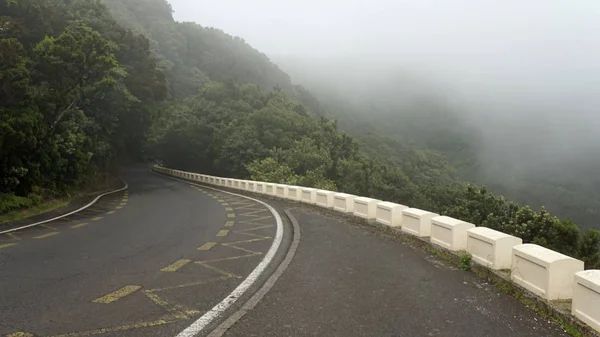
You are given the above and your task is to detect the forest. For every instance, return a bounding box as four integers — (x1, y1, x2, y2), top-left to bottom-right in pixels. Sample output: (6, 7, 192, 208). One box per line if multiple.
(0, 0, 598, 268)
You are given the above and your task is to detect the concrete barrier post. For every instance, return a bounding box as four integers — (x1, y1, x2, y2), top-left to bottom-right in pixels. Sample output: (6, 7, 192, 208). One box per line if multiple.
(353, 197, 381, 220)
(430, 216, 475, 251)
(401, 208, 438, 237)
(375, 202, 408, 227)
(316, 190, 336, 208)
(511, 244, 584, 300)
(255, 182, 265, 193)
(287, 186, 301, 200)
(275, 184, 288, 198)
(466, 227, 522, 270)
(333, 193, 356, 213)
(301, 187, 317, 204)
(572, 270, 600, 332)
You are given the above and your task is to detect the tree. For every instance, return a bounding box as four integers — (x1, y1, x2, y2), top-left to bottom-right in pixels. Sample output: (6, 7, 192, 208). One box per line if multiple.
(246, 157, 299, 184)
(579, 229, 600, 269)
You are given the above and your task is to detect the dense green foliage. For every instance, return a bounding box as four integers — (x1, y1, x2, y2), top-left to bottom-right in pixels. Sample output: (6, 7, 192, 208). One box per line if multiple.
(1, 0, 598, 268)
(150, 80, 600, 269)
(277, 61, 600, 231)
(0, 0, 166, 211)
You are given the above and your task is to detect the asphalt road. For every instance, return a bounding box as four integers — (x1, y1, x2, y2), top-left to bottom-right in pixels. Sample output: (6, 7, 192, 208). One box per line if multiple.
(223, 203, 571, 337)
(0, 167, 282, 337)
(1, 168, 573, 337)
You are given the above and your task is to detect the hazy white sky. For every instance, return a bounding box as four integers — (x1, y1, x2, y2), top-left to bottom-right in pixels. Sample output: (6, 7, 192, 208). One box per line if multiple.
(168, 0, 600, 98)
(168, 0, 600, 58)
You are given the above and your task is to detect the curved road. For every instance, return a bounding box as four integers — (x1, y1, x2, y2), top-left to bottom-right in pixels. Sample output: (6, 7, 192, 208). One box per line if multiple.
(0, 167, 284, 337)
(1, 167, 570, 336)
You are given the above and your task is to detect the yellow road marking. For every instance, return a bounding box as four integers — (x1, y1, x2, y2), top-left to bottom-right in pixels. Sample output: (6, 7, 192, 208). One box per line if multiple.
(227, 213, 236, 218)
(33, 232, 59, 239)
(0, 243, 18, 249)
(216, 230, 229, 237)
(41, 224, 56, 230)
(224, 221, 235, 227)
(71, 223, 88, 229)
(146, 276, 231, 293)
(93, 285, 141, 304)
(221, 202, 229, 206)
(49, 314, 183, 337)
(226, 237, 272, 244)
(119, 202, 126, 206)
(198, 242, 217, 250)
(116, 206, 123, 209)
(5, 232, 20, 240)
(91, 217, 103, 221)
(239, 209, 269, 216)
(217, 199, 225, 202)
(160, 259, 191, 272)
(222, 242, 260, 254)
(196, 252, 261, 264)
(196, 262, 241, 278)
(7, 332, 34, 337)
(143, 291, 199, 318)
(224, 207, 233, 211)
(106, 210, 115, 215)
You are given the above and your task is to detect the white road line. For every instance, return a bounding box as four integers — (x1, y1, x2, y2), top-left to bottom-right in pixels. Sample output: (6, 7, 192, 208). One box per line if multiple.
(151, 170, 283, 337)
(0, 180, 128, 235)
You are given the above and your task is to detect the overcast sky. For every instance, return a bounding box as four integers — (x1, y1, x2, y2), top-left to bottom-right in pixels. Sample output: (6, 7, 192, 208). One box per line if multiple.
(168, 0, 599, 100)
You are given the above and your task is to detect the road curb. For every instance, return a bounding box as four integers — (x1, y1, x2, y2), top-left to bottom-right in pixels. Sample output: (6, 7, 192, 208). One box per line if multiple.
(151, 171, 286, 337)
(206, 209, 301, 337)
(0, 178, 128, 235)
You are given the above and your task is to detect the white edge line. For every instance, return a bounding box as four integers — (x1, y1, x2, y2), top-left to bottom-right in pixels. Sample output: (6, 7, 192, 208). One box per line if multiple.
(151, 169, 283, 337)
(0, 179, 128, 235)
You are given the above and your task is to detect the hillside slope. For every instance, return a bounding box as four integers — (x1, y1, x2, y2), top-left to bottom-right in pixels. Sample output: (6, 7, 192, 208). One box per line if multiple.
(101, 0, 322, 115)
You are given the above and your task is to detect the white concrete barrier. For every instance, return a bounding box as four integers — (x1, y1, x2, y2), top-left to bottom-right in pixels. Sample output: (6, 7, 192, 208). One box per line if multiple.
(375, 202, 407, 227)
(233, 180, 241, 189)
(255, 182, 265, 193)
(572, 270, 600, 331)
(300, 187, 317, 204)
(430, 216, 475, 251)
(227, 179, 234, 188)
(239, 180, 247, 190)
(333, 193, 355, 213)
(353, 197, 381, 220)
(466, 227, 522, 270)
(401, 208, 438, 237)
(287, 186, 301, 200)
(246, 181, 255, 191)
(265, 183, 275, 195)
(275, 184, 288, 198)
(511, 244, 584, 300)
(316, 190, 335, 208)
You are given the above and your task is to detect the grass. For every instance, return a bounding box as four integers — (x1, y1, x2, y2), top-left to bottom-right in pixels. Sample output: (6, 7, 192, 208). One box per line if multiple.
(0, 172, 122, 225)
(459, 252, 472, 271)
(0, 198, 70, 224)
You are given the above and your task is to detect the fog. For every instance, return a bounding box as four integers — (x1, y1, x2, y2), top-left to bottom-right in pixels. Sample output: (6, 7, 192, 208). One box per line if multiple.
(169, 0, 600, 221)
